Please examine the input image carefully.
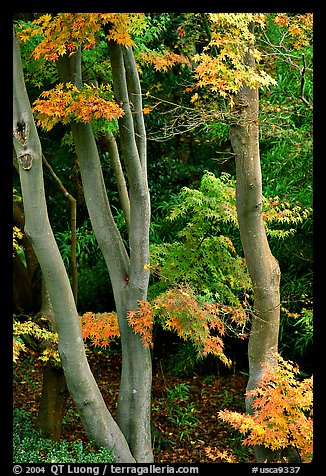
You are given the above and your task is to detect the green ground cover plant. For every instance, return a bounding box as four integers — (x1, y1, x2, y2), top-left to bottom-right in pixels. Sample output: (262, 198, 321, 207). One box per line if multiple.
(13, 408, 114, 463)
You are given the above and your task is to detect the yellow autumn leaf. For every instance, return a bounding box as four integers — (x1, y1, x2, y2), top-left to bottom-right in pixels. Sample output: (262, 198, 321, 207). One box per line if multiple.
(190, 93, 199, 103)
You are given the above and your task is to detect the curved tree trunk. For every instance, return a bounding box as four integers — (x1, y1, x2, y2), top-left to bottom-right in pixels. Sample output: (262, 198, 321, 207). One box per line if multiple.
(56, 41, 153, 462)
(13, 27, 135, 463)
(230, 35, 300, 462)
(229, 36, 299, 463)
(229, 79, 281, 395)
(14, 198, 69, 440)
(229, 85, 280, 461)
(108, 42, 153, 463)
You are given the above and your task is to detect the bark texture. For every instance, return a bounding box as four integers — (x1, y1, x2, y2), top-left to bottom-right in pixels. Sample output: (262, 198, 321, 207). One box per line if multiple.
(13, 27, 135, 463)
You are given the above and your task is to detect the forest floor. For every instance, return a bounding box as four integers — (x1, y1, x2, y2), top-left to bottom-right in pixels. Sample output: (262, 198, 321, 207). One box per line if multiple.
(13, 342, 254, 464)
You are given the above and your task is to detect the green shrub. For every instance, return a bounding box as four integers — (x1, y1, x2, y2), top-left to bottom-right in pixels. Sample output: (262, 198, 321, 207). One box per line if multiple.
(13, 408, 114, 463)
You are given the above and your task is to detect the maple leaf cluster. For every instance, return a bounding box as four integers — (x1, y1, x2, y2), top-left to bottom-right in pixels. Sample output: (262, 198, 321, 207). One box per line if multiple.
(273, 13, 313, 50)
(13, 318, 59, 365)
(80, 303, 154, 350)
(17, 13, 148, 130)
(262, 196, 313, 240)
(192, 13, 277, 103)
(204, 446, 236, 463)
(18, 13, 145, 61)
(127, 300, 154, 349)
(124, 286, 242, 363)
(218, 355, 313, 462)
(80, 311, 120, 348)
(153, 286, 232, 366)
(78, 284, 249, 363)
(32, 83, 124, 131)
(137, 51, 190, 72)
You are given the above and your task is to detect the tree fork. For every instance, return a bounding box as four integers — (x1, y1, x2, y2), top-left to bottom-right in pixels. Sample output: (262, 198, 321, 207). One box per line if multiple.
(57, 42, 153, 463)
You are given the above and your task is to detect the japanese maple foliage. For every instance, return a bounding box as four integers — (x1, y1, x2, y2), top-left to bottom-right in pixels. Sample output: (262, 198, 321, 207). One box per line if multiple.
(218, 355, 313, 462)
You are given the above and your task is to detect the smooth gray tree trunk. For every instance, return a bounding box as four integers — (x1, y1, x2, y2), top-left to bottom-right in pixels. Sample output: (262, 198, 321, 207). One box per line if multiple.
(229, 38, 300, 463)
(108, 43, 153, 462)
(56, 41, 153, 463)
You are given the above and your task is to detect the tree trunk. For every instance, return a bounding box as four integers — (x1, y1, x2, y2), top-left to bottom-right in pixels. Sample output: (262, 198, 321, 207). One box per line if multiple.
(35, 281, 68, 440)
(229, 80, 281, 396)
(108, 42, 153, 463)
(228, 39, 300, 463)
(13, 27, 135, 463)
(36, 362, 68, 441)
(42, 154, 78, 304)
(14, 198, 69, 439)
(56, 41, 153, 463)
(13, 201, 40, 313)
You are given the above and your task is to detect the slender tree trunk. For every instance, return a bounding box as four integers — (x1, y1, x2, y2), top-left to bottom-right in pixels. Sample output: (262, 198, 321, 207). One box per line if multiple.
(229, 80, 280, 394)
(42, 154, 78, 304)
(13, 27, 135, 463)
(228, 38, 300, 463)
(229, 89, 279, 461)
(108, 42, 153, 463)
(14, 197, 69, 439)
(57, 41, 153, 462)
(102, 131, 131, 233)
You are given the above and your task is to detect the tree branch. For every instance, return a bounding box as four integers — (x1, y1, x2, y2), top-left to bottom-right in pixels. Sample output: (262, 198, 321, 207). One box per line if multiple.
(102, 132, 130, 234)
(42, 154, 78, 304)
(57, 51, 130, 292)
(299, 53, 312, 108)
(107, 41, 145, 195)
(123, 46, 147, 170)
